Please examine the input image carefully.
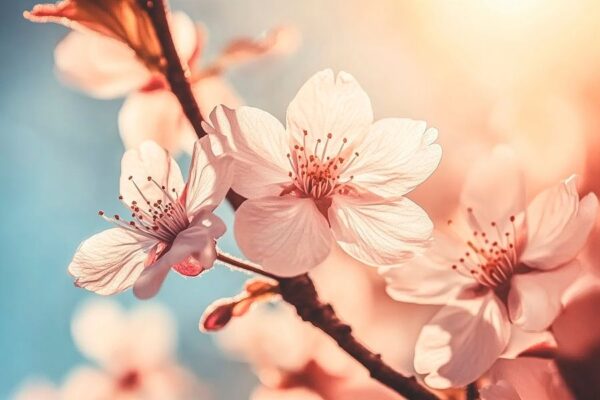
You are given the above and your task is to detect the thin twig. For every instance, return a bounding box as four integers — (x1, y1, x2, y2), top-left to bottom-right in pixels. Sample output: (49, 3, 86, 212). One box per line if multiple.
(143, 2, 439, 398)
(466, 382, 478, 400)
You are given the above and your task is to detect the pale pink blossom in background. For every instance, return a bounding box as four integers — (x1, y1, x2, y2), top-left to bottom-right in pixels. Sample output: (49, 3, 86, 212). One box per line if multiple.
(43, 8, 298, 154)
(383, 146, 598, 389)
(61, 300, 209, 400)
(11, 380, 59, 400)
(205, 69, 441, 276)
(479, 358, 572, 400)
(68, 138, 232, 298)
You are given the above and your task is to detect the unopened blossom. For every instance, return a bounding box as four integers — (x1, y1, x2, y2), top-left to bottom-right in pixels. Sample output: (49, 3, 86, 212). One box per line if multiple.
(382, 146, 598, 388)
(205, 69, 441, 276)
(69, 138, 231, 299)
(26, 3, 298, 154)
(62, 300, 208, 400)
(479, 358, 573, 400)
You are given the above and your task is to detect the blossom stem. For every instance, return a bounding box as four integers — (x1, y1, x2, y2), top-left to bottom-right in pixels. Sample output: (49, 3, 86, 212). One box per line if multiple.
(142, 0, 245, 209)
(141, 0, 207, 138)
(466, 382, 478, 400)
(216, 252, 438, 400)
(143, 2, 438, 398)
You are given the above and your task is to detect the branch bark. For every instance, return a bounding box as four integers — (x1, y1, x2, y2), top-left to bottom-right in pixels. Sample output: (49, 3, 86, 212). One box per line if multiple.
(143, 2, 438, 398)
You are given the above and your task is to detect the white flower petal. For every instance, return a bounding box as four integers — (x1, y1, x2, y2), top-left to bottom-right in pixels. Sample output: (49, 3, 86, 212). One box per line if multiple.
(460, 145, 526, 232)
(508, 260, 581, 332)
(55, 31, 150, 99)
(345, 118, 441, 197)
(501, 326, 556, 359)
(414, 294, 511, 389)
(382, 258, 475, 305)
(329, 195, 433, 266)
(235, 196, 333, 276)
(205, 105, 291, 198)
(184, 137, 233, 214)
(134, 210, 223, 299)
(520, 176, 598, 270)
(119, 90, 194, 155)
(286, 69, 373, 151)
(170, 12, 198, 67)
(119, 141, 185, 218)
(68, 228, 156, 295)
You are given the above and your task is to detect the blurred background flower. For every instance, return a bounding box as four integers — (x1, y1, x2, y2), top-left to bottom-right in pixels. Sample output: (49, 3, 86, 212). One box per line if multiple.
(2, 0, 600, 399)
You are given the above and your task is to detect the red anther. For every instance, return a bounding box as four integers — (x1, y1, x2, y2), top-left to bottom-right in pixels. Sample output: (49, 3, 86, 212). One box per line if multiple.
(327, 133, 333, 139)
(303, 130, 308, 136)
(467, 207, 473, 212)
(510, 215, 515, 222)
(128, 176, 133, 180)
(491, 221, 496, 226)
(114, 215, 120, 220)
(98, 210, 105, 216)
(147, 176, 152, 181)
(118, 195, 123, 200)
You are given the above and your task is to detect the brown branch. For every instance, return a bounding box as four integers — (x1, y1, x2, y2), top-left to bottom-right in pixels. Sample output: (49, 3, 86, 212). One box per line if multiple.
(279, 274, 439, 400)
(141, 0, 245, 208)
(141, 0, 206, 138)
(466, 382, 478, 400)
(143, 2, 438, 398)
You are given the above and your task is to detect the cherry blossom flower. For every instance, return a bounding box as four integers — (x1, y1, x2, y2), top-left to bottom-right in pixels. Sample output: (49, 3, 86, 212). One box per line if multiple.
(479, 358, 573, 400)
(204, 69, 441, 276)
(68, 138, 231, 299)
(26, 3, 299, 154)
(62, 300, 209, 400)
(382, 146, 598, 389)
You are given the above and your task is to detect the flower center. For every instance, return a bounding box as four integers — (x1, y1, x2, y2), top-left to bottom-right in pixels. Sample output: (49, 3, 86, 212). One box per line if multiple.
(99, 176, 189, 243)
(283, 130, 358, 199)
(448, 209, 519, 290)
(118, 370, 140, 391)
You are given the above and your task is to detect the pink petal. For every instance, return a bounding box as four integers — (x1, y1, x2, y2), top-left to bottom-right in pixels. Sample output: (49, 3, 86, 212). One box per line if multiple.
(170, 12, 198, 68)
(192, 76, 242, 118)
(251, 386, 324, 400)
(61, 367, 114, 400)
(507, 260, 581, 332)
(210, 25, 301, 71)
(119, 89, 195, 155)
(481, 358, 572, 400)
(134, 210, 224, 298)
(382, 258, 476, 305)
(204, 105, 292, 198)
(125, 303, 176, 367)
(501, 326, 556, 359)
(520, 176, 599, 270)
(460, 145, 526, 235)
(71, 300, 127, 367)
(184, 137, 233, 214)
(344, 118, 441, 197)
(479, 380, 522, 400)
(119, 140, 185, 219)
(55, 31, 151, 99)
(329, 195, 433, 266)
(68, 228, 156, 295)
(414, 294, 511, 389)
(235, 196, 333, 276)
(285, 69, 373, 152)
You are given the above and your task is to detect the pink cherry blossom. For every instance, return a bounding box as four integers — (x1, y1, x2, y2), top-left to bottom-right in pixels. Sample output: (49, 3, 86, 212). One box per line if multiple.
(11, 380, 59, 400)
(62, 300, 209, 400)
(479, 358, 573, 400)
(68, 138, 232, 299)
(382, 146, 598, 389)
(204, 69, 441, 276)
